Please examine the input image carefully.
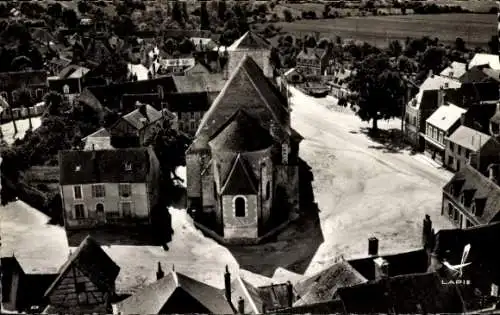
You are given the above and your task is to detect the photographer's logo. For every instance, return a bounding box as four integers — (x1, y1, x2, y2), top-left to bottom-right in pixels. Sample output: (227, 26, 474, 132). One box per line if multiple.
(441, 243, 472, 285)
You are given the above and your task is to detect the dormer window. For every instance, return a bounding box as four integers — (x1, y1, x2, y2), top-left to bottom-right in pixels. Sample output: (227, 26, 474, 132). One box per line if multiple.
(124, 163, 132, 171)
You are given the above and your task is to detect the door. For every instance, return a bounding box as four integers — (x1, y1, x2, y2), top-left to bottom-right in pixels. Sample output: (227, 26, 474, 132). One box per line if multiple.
(96, 203, 105, 223)
(121, 202, 132, 218)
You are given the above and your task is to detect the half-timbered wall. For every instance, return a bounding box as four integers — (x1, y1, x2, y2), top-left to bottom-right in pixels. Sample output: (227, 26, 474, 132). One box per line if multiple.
(47, 266, 109, 314)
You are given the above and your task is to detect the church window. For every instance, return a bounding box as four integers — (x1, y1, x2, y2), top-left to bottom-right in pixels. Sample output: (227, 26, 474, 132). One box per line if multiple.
(235, 196, 246, 217)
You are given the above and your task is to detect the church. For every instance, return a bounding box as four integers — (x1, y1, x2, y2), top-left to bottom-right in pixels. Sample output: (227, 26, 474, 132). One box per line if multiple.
(185, 52, 303, 242)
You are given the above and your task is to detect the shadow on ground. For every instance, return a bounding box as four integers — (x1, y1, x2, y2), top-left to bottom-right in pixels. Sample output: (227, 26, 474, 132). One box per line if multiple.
(360, 127, 411, 154)
(225, 158, 324, 277)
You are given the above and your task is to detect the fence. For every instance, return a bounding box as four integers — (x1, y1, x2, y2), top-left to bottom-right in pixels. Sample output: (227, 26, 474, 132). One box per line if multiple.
(1, 103, 46, 121)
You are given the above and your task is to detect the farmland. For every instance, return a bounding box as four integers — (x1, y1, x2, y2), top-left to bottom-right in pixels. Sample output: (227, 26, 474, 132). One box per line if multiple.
(269, 13, 497, 48)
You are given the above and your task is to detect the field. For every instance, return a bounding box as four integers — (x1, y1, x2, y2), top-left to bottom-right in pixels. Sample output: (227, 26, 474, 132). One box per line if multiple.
(270, 13, 496, 48)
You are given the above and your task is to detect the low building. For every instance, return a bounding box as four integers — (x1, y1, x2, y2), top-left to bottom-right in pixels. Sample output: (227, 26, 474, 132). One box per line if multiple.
(48, 77, 82, 105)
(422, 103, 467, 164)
(295, 47, 332, 77)
(459, 65, 500, 105)
(58, 147, 161, 230)
(442, 164, 500, 228)
(327, 68, 352, 99)
(43, 236, 120, 314)
(445, 125, 500, 173)
(109, 103, 165, 147)
(164, 92, 211, 135)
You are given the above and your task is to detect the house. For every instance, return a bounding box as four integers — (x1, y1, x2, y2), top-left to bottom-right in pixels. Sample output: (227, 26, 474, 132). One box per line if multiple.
(295, 47, 333, 76)
(186, 55, 303, 242)
(114, 264, 234, 314)
(127, 63, 149, 81)
(1, 255, 58, 313)
(440, 61, 467, 80)
(327, 67, 352, 99)
(468, 53, 500, 71)
(82, 128, 113, 151)
(190, 37, 218, 51)
(422, 103, 467, 164)
(0, 70, 48, 106)
(441, 163, 500, 228)
(48, 77, 82, 105)
(109, 103, 165, 147)
(459, 65, 500, 105)
(444, 126, 500, 173)
(158, 57, 197, 75)
(171, 73, 227, 104)
(227, 31, 273, 79)
(58, 146, 161, 230)
(42, 236, 120, 314)
(47, 57, 72, 76)
(164, 92, 211, 135)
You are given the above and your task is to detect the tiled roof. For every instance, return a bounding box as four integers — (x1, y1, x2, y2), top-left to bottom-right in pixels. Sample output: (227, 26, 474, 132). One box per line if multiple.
(447, 125, 491, 152)
(337, 272, 464, 314)
(442, 164, 500, 225)
(220, 153, 258, 195)
(209, 109, 274, 153)
(59, 147, 153, 185)
(164, 92, 210, 112)
(115, 270, 234, 314)
(468, 53, 500, 71)
(481, 68, 500, 83)
(227, 31, 271, 51)
(440, 62, 467, 79)
(195, 55, 290, 145)
(120, 104, 163, 130)
(172, 73, 226, 94)
(293, 261, 367, 306)
(426, 104, 466, 131)
(419, 75, 461, 91)
(44, 236, 120, 298)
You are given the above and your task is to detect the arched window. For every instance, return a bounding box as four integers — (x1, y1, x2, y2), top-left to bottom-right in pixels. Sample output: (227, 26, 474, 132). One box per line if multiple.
(235, 196, 246, 217)
(63, 85, 70, 94)
(96, 203, 104, 213)
(265, 182, 270, 200)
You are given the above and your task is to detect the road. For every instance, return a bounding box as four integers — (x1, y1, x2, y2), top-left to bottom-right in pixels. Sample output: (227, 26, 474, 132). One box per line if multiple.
(288, 86, 455, 274)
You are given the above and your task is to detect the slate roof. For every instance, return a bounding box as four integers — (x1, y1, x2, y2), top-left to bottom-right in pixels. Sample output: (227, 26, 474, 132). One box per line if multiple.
(468, 53, 500, 71)
(209, 109, 274, 153)
(426, 104, 466, 131)
(419, 75, 461, 91)
(293, 261, 368, 306)
(120, 104, 163, 130)
(227, 31, 271, 51)
(44, 236, 120, 298)
(59, 147, 153, 185)
(172, 73, 226, 94)
(443, 164, 500, 225)
(440, 61, 467, 79)
(58, 65, 89, 79)
(220, 154, 258, 195)
(164, 92, 210, 112)
(336, 272, 464, 314)
(447, 125, 492, 152)
(114, 271, 234, 314)
(459, 66, 495, 84)
(195, 55, 290, 145)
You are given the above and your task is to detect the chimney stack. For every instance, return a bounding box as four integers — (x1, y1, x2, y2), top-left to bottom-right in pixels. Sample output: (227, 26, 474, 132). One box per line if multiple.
(438, 87, 445, 106)
(287, 281, 293, 307)
(224, 265, 231, 303)
(422, 214, 433, 249)
(368, 237, 379, 256)
(237, 296, 245, 314)
(156, 262, 164, 280)
(428, 69, 433, 78)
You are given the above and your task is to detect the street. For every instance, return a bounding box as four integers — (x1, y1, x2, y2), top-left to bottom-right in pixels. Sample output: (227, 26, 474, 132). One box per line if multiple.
(288, 86, 454, 275)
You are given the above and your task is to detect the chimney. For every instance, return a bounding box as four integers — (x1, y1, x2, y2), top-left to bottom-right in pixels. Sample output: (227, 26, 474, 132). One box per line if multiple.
(224, 265, 231, 303)
(428, 69, 433, 78)
(156, 262, 164, 280)
(286, 281, 293, 307)
(237, 296, 245, 314)
(368, 237, 379, 256)
(373, 257, 389, 280)
(438, 87, 445, 106)
(422, 214, 433, 250)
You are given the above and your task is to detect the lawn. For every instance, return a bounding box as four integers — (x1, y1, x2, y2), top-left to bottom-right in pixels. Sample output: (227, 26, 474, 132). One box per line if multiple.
(270, 13, 496, 48)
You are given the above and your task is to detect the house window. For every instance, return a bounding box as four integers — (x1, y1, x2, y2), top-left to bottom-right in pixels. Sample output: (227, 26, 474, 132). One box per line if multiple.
(96, 203, 104, 213)
(234, 196, 246, 217)
(265, 181, 270, 200)
(465, 150, 470, 159)
(91, 184, 105, 198)
(73, 185, 82, 200)
(63, 85, 70, 94)
(36, 89, 44, 99)
(454, 209, 459, 221)
(448, 204, 453, 218)
(74, 204, 85, 219)
(119, 184, 131, 198)
(432, 127, 436, 139)
(121, 202, 132, 217)
(471, 202, 476, 215)
(449, 142, 454, 151)
(412, 116, 416, 125)
(190, 121, 195, 131)
(458, 146, 462, 155)
(124, 163, 132, 171)
(438, 131, 443, 143)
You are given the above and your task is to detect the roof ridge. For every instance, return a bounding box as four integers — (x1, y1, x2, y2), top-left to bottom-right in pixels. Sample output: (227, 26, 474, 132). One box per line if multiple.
(220, 153, 258, 194)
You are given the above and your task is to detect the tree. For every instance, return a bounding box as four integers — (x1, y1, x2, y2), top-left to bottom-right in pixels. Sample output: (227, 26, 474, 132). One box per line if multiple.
(349, 53, 405, 133)
(388, 40, 403, 57)
(12, 88, 33, 109)
(77, 1, 91, 14)
(178, 38, 195, 54)
(421, 46, 447, 74)
(218, 0, 227, 21)
(44, 92, 64, 117)
(62, 8, 78, 29)
(455, 37, 466, 52)
(200, 1, 210, 30)
(283, 9, 293, 22)
(172, 0, 184, 24)
(47, 3, 63, 18)
(488, 35, 498, 54)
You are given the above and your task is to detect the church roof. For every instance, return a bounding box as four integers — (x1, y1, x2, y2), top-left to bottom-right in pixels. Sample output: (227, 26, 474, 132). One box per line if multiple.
(227, 31, 271, 51)
(221, 154, 258, 195)
(194, 55, 290, 151)
(209, 109, 274, 152)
